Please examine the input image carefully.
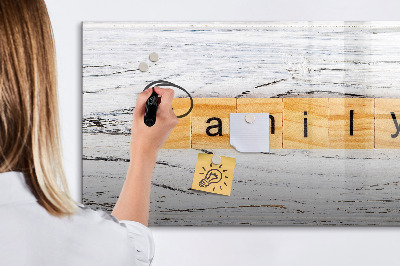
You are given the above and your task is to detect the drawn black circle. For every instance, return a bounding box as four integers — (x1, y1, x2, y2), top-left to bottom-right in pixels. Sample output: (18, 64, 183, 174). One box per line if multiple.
(143, 80, 193, 118)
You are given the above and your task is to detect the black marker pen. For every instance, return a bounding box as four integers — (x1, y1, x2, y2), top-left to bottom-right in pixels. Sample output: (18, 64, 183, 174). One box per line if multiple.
(144, 87, 159, 127)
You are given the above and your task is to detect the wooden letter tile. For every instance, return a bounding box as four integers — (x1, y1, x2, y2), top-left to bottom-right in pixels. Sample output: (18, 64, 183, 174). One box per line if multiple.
(237, 98, 283, 149)
(329, 98, 374, 149)
(283, 98, 329, 149)
(375, 98, 400, 149)
(162, 98, 191, 149)
(191, 98, 236, 149)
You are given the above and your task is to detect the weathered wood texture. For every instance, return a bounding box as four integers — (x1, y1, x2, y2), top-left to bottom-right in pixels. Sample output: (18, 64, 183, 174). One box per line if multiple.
(83, 22, 400, 226)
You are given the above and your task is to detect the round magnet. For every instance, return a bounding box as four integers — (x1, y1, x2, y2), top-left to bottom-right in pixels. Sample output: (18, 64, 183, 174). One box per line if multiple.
(138, 62, 148, 72)
(149, 52, 159, 62)
(212, 155, 222, 165)
(245, 113, 255, 124)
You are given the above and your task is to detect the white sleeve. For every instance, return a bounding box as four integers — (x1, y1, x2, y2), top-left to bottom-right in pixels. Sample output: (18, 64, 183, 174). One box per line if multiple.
(118, 220, 155, 265)
(76, 204, 156, 265)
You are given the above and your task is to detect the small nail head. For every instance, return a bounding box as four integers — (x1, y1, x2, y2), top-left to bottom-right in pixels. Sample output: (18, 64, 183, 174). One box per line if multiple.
(212, 155, 222, 165)
(138, 62, 148, 72)
(149, 52, 159, 62)
(245, 113, 255, 124)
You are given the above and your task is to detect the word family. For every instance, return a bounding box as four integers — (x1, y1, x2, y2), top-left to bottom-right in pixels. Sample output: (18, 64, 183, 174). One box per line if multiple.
(162, 98, 400, 149)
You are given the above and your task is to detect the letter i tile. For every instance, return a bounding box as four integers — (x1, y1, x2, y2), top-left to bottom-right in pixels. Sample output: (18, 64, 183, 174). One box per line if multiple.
(283, 98, 329, 149)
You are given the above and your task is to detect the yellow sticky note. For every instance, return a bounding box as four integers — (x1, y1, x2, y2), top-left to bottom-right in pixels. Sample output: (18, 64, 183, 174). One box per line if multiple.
(191, 153, 236, 196)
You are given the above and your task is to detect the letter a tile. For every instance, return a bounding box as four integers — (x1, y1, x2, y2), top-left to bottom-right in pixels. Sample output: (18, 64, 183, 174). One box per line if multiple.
(191, 98, 236, 149)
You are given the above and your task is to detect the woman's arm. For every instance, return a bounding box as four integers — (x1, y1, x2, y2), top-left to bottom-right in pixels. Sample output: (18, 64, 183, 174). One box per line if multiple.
(111, 87, 178, 226)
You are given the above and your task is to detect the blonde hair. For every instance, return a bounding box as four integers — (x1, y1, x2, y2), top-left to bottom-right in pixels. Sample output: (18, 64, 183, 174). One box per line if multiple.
(0, 0, 76, 216)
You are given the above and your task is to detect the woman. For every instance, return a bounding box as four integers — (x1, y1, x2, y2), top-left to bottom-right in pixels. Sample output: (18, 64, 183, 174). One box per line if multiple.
(0, 0, 178, 265)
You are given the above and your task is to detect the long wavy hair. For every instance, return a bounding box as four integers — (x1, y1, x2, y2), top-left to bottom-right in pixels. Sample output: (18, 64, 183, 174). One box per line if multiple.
(0, 0, 76, 216)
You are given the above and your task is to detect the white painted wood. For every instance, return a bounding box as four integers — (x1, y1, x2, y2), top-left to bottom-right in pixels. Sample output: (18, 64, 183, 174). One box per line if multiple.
(83, 22, 400, 225)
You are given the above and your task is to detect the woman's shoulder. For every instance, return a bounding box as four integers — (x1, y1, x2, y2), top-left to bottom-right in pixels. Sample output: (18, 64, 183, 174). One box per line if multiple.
(70, 203, 137, 243)
(62, 204, 136, 257)
(73, 203, 155, 265)
(74, 203, 120, 224)
(74, 203, 153, 236)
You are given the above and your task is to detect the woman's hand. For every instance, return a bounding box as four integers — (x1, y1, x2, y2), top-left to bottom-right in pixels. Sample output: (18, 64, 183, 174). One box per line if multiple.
(130, 86, 179, 159)
(112, 87, 178, 225)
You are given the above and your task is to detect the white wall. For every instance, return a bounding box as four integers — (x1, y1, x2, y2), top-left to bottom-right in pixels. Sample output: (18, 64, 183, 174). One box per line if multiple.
(46, 0, 400, 265)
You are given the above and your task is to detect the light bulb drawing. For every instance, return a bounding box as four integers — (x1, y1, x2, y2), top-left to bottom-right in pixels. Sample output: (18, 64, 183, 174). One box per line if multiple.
(198, 163, 229, 191)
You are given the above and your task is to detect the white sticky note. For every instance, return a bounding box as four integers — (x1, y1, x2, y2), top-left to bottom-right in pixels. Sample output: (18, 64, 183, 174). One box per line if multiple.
(230, 113, 269, 152)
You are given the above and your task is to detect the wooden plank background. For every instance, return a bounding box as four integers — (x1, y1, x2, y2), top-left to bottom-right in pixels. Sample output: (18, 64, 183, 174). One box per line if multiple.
(83, 22, 400, 226)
